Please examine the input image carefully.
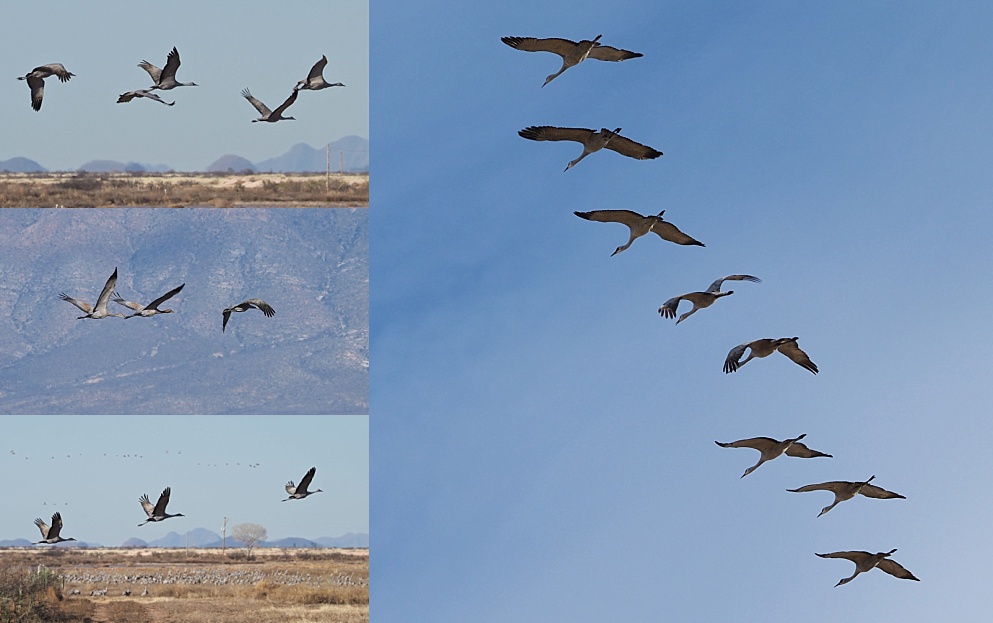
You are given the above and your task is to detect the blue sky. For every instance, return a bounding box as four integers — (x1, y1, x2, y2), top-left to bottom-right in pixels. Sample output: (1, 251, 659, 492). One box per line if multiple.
(0, 415, 368, 546)
(2, 1, 368, 171)
(372, 2, 993, 621)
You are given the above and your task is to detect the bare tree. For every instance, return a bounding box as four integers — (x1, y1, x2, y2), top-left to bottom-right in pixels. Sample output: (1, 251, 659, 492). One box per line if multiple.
(232, 523, 267, 558)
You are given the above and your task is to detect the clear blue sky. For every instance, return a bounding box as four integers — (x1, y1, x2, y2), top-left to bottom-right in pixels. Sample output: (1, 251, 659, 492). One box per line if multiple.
(372, 2, 993, 621)
(2, 1, 368, 171)
(1, 415, 368, 546)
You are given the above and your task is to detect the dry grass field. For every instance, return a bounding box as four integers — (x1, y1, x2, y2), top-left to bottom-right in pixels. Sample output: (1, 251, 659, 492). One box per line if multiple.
(0, 547, 368, 623)
(0, 172, 369, 208)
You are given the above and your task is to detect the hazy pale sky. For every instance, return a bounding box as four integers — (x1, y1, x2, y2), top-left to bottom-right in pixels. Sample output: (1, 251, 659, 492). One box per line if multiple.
(372, 1, 993, 621)
(1, 415, 368, 546)
(2, 1, 368, 171)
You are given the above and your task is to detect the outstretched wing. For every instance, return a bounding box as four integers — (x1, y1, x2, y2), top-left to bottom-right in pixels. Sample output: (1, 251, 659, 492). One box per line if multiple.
(27, 75, 45, 111)
(706, 275, 761, 293)
(297, 466, 317, 492)
(34, 517, 51, 539)
(650, 221, 704, 246)
(153, 487, 172, 515)
(285, 481, 297, 495)
(658, 295, 683, 319)
(59, 293, 93, 314)
(586, 45, 643, 62)
(876, 558, 919, 581)
(714, 437, 778, 452)
(146, 283, 185, 310)
(501, 36, 580, 57)
(723, 343, 750, 373)
(270, 89, 298, 118)
(784, 442, 831, 459)
(603, 135, 662, 160)
(816, 551, 867, 562)
(859, 484, 905, 499)
(138, 61, 163, 84)
(787, 481, 845, 493)
(574, 209, 647, 228)
(777, 339, 818, 374)
(112, 292, 143, 311)
(244, 299, 276, 317)
(160, 47, 181, 82)
(519, 125, 594, 144)
(241, 89, 272, 116)
(48, 512, 64, 539)
(139, 494, 155, 518)
(307, 55, 328, 81)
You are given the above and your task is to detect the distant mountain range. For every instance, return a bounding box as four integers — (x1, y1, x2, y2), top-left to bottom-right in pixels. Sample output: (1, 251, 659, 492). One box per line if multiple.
(0, 135, 368, 174)
(0, 530, 368, 549)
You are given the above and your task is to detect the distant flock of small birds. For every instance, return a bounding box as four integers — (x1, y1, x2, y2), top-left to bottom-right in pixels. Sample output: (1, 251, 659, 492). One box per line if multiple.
(502, 33, 918, 588)
(18, 47, 343, 122)
(32, 467, 323, 545)
(59, 267, 275, 332)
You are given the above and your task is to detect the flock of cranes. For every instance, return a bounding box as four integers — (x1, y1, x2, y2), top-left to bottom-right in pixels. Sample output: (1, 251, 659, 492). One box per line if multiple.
(503, 33, 917, 588)
(19, 48, 343, 121)
(59, 267, 274, 332)
(32, 468, 323, 544)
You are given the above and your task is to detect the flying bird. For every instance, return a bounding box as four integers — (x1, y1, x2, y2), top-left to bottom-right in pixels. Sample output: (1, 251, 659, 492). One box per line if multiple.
(659, 275, 761, 324)
(724, 337, 818, 374)
(283, 466, 323, 501)
(501, 35, 642, 87)
(296, 55, 345, 91)
(574, 209, 703, 256)
(139, 47, 197, 90)
(138, 487, 184, 526)
(222, 299, 275, 332)
(816, 550, 919, 587)
(34, 512, 77, 544)
(59, 268, 127, 319)
(18, 63, 74, 111)
(241, 88, 298, 122)
(788, 476, 905, 517)
(715, 434, 831, 478)
(519, 126, 661, 171)
(112, 283, 185, 317)
(117, 89, 175, 106)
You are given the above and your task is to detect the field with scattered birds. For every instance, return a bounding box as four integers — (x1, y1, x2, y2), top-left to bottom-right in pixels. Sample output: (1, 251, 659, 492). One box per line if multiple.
(0, 548, 368, 623)
(0, 172, 369, 208)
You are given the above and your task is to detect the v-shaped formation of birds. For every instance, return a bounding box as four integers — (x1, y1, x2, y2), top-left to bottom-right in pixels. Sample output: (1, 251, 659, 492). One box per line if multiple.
(18, 48, 343, 121)
(32, 467, 323, 545)
(503, 33, 918, 588)
(59, 267, 274, 333)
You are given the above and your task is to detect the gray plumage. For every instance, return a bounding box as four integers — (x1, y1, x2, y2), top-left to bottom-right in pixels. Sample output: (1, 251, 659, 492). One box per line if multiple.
(138, 487, 184, 526)
(139, 47, 197, 90)
(59, 268, 127, 319)
(296, 55, 345, 91)
(502, 35, 642, 87)
(283, 466, 323, 501)
(715, 434, 831, 478)
(520, 126, 662, 171)
(724, 337, 817, 374)
(18, 63, 74, 111)
(112, 283, 185, 317)
(574, 209, 703, 256)
(788, 476, 905, 517)
(222, 299, 275, 331)
(816, 550, 919, 586)
(241, 88, 298, 122)
(34, 512, 76, 544)
(659, 275, 761, 324)
(117, 89, 175, 106)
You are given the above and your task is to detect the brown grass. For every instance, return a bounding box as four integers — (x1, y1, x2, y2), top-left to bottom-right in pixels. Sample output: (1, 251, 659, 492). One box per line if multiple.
(0, 172, 369, 207)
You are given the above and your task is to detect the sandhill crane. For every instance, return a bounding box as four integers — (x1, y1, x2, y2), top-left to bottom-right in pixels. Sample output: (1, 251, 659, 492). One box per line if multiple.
(501, 35, 642, 87)
(788, 476, 905, 517)
(296, 55, 345, 91)
(241, 88, 298, 123)
(138, 487, 184, 526)
(659, 275, 761, 324)
(724, 337, 818, 374)
(112, 283, 185, 318)
(715, 434, 831, 478)
(117, 89, 175, 106)
(283, 466, 323, 501)
(519, 126, 661, 171)
(59, 268, 127, 319)
(139, 47, 197, 90)
(816, 550, 919, 586)
(33, 512, 77, 544)
(574, 209, 703, 256)
(222, 299, 275, 332)
(18, 63, 74, 111)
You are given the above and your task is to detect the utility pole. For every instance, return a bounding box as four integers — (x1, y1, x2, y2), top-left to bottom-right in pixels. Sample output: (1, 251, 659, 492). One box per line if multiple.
(222, 516, 227, 555)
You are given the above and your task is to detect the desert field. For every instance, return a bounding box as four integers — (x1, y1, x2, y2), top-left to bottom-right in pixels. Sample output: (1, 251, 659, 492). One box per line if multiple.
(0, 547, 368, 623)
(0, 172, 369, 208)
